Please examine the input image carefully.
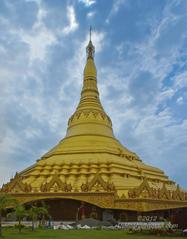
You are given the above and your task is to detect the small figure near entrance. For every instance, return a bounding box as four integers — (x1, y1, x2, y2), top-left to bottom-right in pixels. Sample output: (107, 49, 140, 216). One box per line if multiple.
(90, 206, 98, 220)
(47, 216, 53, 228)
(77, 202, 86, 220)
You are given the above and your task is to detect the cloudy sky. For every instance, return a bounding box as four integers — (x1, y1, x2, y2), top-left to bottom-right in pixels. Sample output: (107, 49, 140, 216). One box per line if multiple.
(0, 0, 187, 188)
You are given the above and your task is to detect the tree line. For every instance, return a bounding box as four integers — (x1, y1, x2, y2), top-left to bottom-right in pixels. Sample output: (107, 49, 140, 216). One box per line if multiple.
(0, 194, 49, 237)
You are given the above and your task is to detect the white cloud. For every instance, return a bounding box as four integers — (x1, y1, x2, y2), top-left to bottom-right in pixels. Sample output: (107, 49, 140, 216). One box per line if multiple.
(111, 0, 126, 14)
(174, 71, 187, 89)
(87, 11, 96, 18)
(63, 6, 79, 35)
(20, 2, 56, 62)
(0, 0, 66, 187)
(106, 0, 126, 23)
(21, 30, 56, 62)
(78, 0, 96, 7)
(176, 96, 183, 105)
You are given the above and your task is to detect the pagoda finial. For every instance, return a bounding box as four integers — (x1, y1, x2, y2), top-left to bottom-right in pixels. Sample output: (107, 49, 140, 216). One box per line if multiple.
(86, 26, 95, 59)
(89, 26, 92, 41)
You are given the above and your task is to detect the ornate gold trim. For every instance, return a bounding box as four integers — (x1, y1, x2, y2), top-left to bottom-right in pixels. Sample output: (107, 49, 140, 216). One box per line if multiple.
(40, 174, 72, 192)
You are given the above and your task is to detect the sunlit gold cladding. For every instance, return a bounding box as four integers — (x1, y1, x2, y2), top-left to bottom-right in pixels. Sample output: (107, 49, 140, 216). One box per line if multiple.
(1, 37, 187, 212)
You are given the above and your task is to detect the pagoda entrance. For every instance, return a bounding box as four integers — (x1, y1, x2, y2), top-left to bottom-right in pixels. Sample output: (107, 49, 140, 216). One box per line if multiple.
(26, 198, 103, 221)
(24, 198, 187, 227)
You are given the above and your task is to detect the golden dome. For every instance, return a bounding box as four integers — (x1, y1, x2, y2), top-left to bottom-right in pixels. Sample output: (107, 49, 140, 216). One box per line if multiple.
(2, 34, 187, 212)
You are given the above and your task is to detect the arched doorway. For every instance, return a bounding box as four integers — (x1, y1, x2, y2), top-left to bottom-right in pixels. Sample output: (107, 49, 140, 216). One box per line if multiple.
(25, 198, 103, 221)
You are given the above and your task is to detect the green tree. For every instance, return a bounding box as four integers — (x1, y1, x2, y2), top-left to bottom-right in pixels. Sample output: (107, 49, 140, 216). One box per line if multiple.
(0, 194, 16, 237)
(7, 204, 27, 233)
(38, 202, 49, 228)
(28, 205, 48, 231)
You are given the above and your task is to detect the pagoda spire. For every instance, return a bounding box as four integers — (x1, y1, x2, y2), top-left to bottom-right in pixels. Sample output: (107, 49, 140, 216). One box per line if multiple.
(89, 26, 92, 41)
(66, 30, 114, 138)
(86, 26, 95, 59)
(83, 27, 97, 83)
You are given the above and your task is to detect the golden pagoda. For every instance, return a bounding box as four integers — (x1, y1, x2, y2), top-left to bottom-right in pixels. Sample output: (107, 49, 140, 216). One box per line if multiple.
(1, 31, 187, 222)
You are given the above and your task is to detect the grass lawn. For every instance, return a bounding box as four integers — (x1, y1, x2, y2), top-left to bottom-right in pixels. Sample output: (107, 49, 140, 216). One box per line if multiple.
(1, 228, 183, 239)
